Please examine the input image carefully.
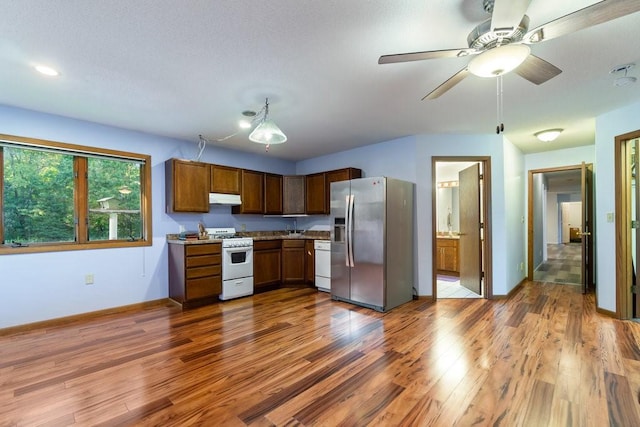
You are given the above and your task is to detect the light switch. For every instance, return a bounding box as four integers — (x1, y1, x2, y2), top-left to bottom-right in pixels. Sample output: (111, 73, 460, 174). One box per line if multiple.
(606, 212, 614, 223)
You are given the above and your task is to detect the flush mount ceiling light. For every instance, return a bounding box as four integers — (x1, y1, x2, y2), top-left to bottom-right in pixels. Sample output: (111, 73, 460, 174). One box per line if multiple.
(34, 64, 60, 77)
(468, 44, 531, 78)
(610, 63, 637, 87)
(249, 98, 287, 145)
(535, 128, 563, 142)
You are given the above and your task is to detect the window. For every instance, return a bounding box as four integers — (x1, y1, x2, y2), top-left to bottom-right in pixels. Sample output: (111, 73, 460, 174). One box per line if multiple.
(0, 134, 152, 254)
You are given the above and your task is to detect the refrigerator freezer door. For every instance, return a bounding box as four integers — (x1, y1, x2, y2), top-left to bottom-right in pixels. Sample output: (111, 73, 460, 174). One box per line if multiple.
(349, 177, 385, 309)
(330, 181, 351, 301)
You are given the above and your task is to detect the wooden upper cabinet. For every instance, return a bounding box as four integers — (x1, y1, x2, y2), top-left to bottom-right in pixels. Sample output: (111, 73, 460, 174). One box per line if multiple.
(232, 169, 264, 214)
(283, 175, 305, 215)
(264, 173, 283, 215)
(165, 159, 210, 213)
(305, 172, 326, 215)
(324, 168, 362, 214)
(210, 164, 241, 194)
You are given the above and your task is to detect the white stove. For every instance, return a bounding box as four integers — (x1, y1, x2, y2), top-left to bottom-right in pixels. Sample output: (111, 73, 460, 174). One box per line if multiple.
(205, 228, 254, 300)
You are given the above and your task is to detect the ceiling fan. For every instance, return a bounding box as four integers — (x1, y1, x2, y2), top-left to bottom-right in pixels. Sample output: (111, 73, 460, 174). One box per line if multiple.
(379, 0, 640, 100)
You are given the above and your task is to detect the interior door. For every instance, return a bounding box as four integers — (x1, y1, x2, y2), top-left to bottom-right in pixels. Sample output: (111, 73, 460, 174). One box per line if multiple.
(580, 162, 595, 293)
(459, 164, 482, 295)
(632, 142, 640, 314)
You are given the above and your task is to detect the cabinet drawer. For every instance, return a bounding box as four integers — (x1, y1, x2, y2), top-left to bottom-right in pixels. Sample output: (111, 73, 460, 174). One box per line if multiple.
(254, 240, 281, 251)
(186, 265, 221, 279)
(186, 244, 221, 256)
(186, 276, 221, 300)
(282, 239, 305, 248)
(186, 254, 221, 268)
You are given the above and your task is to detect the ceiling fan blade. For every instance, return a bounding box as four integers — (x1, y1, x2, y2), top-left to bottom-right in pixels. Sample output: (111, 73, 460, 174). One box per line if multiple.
(378, 48, 478, 64)
(490, 0, 532, 34)
(524, 0, 640, 44)
(515, 54, 562, 85)
(422, 68, 470, 100)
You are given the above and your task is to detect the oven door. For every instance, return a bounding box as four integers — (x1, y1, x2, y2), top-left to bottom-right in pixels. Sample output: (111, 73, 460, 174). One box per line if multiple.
(222, 246, 253, 281)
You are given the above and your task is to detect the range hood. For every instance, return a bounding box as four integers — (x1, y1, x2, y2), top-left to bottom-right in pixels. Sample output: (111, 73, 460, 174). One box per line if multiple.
(209, 193, 241, 206)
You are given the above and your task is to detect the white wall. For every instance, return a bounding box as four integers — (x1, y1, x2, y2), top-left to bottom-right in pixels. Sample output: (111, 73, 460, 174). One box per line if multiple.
(0, 105, 297, 328)
(533, 174, 546, 267)
(525, 145, 595, 170)
(503, 138, 526, 291)
(595, 101, 640, 313)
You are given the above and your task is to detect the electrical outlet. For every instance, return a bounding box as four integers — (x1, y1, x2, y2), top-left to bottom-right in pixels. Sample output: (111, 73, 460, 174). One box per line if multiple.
(85, 274, 94, 285)
(241, 223, 246, 231)
(520, 262, 524, 271)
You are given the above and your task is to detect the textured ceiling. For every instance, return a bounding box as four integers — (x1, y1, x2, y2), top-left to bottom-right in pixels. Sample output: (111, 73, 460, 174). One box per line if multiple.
(1, 1, 639, 160)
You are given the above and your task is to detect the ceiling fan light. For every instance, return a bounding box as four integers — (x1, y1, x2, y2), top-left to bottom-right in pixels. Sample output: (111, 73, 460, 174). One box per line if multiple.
(535, 128, 563, 142)
(468, 44, 531, 78)
(249, 119, 287, 144)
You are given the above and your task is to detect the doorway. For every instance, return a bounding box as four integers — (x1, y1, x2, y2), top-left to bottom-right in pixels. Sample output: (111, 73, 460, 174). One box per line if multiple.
(615, 129, 640, 319)
(527, 163, 594, 293)
(432, 157, 492, 299)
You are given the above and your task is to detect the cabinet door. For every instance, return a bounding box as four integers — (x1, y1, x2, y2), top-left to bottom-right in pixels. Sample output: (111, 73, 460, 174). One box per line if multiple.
(442, 246, 458, 272)
(264, 173, 283, 215)
(436, 239, 459, 274)
(233, 169, 264, 214)
(283, 176, 305, 214)
(325, 168, 362, 214)
(254, 248, 282, 289)
(166, 159, 209, 213)
(305, 240, 315, 284)
(210, 164, 241, 194)
(305, 173, 326, 214)
(282, 240, 305, 284)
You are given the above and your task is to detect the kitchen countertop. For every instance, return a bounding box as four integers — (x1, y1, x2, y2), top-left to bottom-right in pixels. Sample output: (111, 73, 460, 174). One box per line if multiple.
(437, 234, 460, 239)
(166, 230, 330, 244)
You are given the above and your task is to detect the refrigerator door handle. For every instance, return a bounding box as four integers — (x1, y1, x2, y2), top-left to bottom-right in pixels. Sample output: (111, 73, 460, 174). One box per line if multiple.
(345, 194, 350, 267)
(348, 194, 355, 267)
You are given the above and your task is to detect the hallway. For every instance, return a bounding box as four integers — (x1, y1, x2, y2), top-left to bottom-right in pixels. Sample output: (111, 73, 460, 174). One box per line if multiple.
(534, 243, 582, 285)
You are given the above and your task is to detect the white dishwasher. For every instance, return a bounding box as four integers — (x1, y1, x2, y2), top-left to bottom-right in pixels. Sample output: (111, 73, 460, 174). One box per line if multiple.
(314, 240, 331, 292)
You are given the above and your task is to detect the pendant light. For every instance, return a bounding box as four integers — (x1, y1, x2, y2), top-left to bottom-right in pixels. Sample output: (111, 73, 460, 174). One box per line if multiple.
(249, 98, 287, 145)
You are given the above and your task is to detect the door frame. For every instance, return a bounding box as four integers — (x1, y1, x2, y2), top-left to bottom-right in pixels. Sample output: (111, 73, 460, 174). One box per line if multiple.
(615, 129, 640, 319)
(526, 164, 592, 285)
(431, 156, 492, 300)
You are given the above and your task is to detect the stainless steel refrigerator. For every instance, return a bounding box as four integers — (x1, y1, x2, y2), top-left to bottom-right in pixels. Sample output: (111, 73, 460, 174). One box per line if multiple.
(330, 176, 414, 312)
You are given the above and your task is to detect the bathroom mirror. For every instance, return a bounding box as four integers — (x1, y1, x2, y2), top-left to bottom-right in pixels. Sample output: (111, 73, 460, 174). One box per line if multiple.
(437, 183, 459, 234)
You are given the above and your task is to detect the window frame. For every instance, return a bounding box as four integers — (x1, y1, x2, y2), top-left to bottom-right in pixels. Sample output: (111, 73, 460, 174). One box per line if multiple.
(0, 134, 152, 255)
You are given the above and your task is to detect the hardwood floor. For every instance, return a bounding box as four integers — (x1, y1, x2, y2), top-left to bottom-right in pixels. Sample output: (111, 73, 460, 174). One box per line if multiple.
(2, 282, 640, 426)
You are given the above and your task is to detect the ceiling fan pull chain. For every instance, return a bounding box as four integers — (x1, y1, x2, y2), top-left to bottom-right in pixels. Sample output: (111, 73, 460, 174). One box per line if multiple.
(495, 75, 504, 134)
(496, 76, 502, 134)
(500, 75, 504, 132)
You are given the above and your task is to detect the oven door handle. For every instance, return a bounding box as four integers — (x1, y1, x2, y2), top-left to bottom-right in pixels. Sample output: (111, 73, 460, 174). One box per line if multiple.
(224, 246, 253, 253)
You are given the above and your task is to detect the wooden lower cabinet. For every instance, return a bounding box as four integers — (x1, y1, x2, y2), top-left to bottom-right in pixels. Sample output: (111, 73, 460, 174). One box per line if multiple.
(305, 240, 315, 284)
(436, 238, 459, 275)
(253, 240, 282, 292)
(282, 240, 306, 285)
(168, 242, 222, 308)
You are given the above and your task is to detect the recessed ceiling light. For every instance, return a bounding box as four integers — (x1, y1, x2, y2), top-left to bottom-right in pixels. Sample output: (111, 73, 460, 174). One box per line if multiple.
(34, 65, 60, 77)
